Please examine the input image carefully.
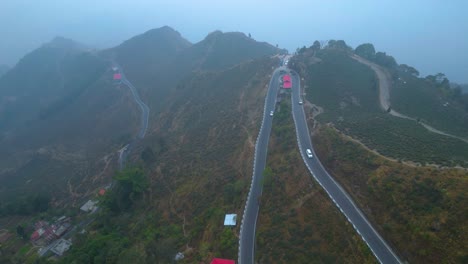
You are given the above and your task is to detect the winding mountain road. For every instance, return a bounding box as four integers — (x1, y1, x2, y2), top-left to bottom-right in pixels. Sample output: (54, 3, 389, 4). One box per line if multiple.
(290, 70, 401, 264)
(238, 64, 401, 264)
(238, 67, 283, 264)
(113, 63, 150, 169)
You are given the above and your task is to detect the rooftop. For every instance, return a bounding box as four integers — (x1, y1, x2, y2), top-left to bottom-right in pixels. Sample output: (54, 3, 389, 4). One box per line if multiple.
(80, 200, 98, 212)
(51, 239, 72, 256)
(211, 258, 235, 264)
(224, 214, 237, 226)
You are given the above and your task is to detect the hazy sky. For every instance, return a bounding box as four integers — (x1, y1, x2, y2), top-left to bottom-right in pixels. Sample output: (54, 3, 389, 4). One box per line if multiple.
(1, 0, 467, 82)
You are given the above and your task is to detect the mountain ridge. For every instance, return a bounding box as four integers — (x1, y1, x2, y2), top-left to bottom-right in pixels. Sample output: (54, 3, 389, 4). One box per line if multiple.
(0, 26, 283, 203)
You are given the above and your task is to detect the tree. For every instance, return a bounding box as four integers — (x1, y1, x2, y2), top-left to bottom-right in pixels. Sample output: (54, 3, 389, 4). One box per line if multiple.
(328, 40, 350, 51)
(311, 40, 321, 51)
(399, 64, 419, 77)
(103, 167, 149, 213)
(248, 33, 251, 38)
(374, 52, 397, 68)
(355, 43, 376, 60)
(16, 225, 26, 239)
(298, 46, 307, 54)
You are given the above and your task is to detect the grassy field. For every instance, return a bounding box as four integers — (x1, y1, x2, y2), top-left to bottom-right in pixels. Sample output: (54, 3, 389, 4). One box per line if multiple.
(256, 99, 377, 263)
(313, 125, 468, 263)
(298, 48, 468, 167)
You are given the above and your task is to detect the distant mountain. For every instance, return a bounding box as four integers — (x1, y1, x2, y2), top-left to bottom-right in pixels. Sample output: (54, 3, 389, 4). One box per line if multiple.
(0, 37, 135, 200)
(103, 26, 284, 113)
(0, 26, 283, 204)
(0, 36, 104, 132)
(0, 64, 9, 77)
(108, 26, 191, 80)
(178, 30, 285, 71)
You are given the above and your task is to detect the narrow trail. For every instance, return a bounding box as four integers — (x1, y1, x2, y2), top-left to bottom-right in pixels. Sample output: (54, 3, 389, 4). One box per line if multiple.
(351, 55, 468, 144)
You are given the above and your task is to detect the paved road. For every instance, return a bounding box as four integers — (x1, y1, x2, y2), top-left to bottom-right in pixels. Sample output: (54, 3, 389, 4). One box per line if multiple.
(290, 70, 402, 264)
(113, 63, 150, 169)
(238, 67, 285, 264)
(117, 68, 149, 139)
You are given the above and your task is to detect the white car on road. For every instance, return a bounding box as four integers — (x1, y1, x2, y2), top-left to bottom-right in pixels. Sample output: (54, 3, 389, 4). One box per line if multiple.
(270, 110, 274, 116)
(306, 149, 313, 158)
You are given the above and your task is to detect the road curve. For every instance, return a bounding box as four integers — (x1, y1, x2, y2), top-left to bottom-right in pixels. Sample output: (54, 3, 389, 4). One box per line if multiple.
(114, 63, 150, 169)
(238, 67, 284, 264)
(351, 55, 468, 144)
(290, 70, 402, 264)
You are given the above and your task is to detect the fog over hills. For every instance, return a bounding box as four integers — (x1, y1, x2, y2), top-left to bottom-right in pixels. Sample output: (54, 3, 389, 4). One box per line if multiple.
(0, 65, 9, 77)
(0, 20, 466, 263)
(0, 26, 282, 201)
(1, 1, 467, 83)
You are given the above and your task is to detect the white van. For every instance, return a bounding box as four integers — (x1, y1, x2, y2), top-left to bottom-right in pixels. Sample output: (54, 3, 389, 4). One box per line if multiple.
(306, 149, 313, 158)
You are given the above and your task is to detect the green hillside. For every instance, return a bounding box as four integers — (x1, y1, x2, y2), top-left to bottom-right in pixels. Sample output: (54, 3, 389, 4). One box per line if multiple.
(0, 27, 285, 263)
(291, 41, 468, 263)
(59, 57, 277, 263)
(391, 72, 468, 138)
(313, 126, 468, 263)
(0, 26, 283, 204)
(292, 46, 468, 167)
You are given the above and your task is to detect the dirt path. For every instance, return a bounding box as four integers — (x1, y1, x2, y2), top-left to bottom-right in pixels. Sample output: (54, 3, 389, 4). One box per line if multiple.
(351, 55, 468, 144)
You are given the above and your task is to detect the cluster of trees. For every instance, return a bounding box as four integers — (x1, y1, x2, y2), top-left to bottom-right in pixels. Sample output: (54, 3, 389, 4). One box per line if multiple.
(327, 40, 352, 51)
(355, 43, 397, 68)
(101, 167, 148, 213)
(425, 73, 468, 111)
(0, 193, 50, 216)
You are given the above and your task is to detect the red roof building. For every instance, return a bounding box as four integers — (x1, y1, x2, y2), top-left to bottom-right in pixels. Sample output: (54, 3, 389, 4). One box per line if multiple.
(31, 231, 40, 241)
(113, 73, 122, 80)
(211, 258, 235, 264)
(98, 189, 106, 196)
(282, 74, 292, 89)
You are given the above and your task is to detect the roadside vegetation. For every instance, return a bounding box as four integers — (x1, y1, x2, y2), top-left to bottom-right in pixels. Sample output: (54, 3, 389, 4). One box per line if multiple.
(256, 99, 376, 263)
(313, 125, 468, 263)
